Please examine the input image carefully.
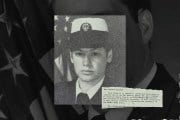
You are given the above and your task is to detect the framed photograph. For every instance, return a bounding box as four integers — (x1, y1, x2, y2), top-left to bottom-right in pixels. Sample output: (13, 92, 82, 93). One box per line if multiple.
(54, 15, 126, 105)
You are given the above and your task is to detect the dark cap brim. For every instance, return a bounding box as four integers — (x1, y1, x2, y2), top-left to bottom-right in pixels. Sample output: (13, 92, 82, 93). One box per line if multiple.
(68, 31, 111, 50)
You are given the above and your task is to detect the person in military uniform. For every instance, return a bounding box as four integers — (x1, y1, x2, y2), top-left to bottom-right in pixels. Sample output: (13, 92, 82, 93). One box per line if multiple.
(55, 17, 118, 105)
(55, 0, 180, 120)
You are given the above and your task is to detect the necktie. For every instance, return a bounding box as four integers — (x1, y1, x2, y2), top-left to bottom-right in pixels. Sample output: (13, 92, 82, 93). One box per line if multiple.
(75, 93, 90, 120)
(76, 93, 90, 105)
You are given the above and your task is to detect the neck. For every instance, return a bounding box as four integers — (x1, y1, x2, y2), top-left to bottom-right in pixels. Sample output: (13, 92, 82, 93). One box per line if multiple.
(78, 76, 104, 93)
(127, 57, 154, 88)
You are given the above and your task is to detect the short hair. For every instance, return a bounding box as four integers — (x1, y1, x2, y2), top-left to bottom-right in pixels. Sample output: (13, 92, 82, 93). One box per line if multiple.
(122, 0, 152, 22)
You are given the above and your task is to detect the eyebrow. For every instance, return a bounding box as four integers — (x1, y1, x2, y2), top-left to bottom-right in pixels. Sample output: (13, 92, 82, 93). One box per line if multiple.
(75, 48, 103, 52)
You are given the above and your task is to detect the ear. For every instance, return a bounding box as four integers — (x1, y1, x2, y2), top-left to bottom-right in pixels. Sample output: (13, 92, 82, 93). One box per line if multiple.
(70, 51, 74, 64)
(138, 9, 153, 44)
(107, 49, 113, 63)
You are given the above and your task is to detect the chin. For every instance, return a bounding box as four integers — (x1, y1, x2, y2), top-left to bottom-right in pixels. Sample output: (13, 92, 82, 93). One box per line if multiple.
(79, 75, 96, 82)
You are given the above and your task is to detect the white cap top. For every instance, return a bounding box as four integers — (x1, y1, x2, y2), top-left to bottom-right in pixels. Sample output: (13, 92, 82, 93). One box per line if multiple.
(71, 18, 109, 33)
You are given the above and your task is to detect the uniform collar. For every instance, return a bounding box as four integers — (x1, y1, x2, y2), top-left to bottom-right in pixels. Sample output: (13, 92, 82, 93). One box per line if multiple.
(76, 76, 105, 100)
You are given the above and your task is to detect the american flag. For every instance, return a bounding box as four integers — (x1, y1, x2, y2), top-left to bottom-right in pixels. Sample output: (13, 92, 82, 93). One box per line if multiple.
(0, 0, 58, 119)
(54, 15, 75, 83)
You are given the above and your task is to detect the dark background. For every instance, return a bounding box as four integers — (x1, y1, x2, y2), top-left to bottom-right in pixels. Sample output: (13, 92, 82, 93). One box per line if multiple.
(151, 0, 180, 82)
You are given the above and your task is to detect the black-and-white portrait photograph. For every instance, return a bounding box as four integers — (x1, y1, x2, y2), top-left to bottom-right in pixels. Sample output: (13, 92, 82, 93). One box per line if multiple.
(54, 16, 126, 105)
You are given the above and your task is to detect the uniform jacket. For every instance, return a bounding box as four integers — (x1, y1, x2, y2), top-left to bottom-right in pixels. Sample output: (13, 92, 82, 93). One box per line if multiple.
(55, 75, 116, 105)
(128, 64, 180, 119)
(55, 64, 180, 120)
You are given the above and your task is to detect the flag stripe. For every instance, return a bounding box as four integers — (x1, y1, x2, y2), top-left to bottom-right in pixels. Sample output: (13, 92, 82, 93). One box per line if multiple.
(30, 99, 45, 120)
(40, 86, 58, 120)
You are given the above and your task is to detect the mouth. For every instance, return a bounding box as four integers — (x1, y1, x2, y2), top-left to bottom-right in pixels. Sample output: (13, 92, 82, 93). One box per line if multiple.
(81, 70, 94, 75)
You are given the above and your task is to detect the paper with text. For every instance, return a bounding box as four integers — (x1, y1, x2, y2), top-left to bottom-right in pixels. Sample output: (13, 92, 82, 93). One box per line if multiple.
(102, 87, 163, 109)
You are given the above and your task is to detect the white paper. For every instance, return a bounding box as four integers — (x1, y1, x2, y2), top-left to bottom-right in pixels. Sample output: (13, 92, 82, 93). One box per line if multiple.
(102, 87, 163, 109)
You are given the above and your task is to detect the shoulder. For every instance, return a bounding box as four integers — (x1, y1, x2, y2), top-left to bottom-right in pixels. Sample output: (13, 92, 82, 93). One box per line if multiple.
(151, 63, 177, 86)
(55, 80, 76, 93)
(54, 80, 76, 104)
(55, 80, 75, 88)
(102, 76, 118, 87)
(153, 63, 180, 117)
(152, 63, 178, 98)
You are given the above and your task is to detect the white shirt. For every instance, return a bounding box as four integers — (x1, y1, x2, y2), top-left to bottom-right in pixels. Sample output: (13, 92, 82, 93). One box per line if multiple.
(76, 76, 105, 101)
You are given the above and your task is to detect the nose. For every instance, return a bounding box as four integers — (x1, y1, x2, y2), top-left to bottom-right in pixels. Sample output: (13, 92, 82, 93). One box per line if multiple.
(83, 55, 92, 66)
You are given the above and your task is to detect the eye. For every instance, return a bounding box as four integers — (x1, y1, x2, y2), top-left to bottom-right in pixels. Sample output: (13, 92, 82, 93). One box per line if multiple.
(91, 52, 100, 56)
(74, 52, 84, 56)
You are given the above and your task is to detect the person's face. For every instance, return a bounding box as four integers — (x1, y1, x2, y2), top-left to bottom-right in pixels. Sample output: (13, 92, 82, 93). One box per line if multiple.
(56, 0, 153, 86)
(70, 48, 112, 82)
